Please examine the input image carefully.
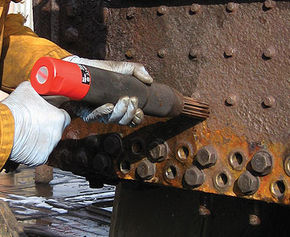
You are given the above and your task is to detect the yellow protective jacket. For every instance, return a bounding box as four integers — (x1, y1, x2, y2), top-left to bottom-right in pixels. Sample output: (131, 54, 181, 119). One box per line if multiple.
(0, 0, 71, 170)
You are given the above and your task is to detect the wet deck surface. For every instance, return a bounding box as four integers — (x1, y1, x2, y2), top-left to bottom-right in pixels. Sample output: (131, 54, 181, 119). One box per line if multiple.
(0, 165, 114, 236)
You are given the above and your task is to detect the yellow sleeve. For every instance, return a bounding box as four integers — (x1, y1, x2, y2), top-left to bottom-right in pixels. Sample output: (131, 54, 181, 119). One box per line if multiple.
(0, 103, 14, 170)
(1, 14, 72, 92)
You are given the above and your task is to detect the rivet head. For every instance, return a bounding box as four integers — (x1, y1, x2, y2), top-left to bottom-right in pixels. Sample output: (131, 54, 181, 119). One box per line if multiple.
(157, 6, 168, 15)
(264, 0, 276, 9)
(226, 2, 239, 12)
(237, 171, 260, 194)
(196, 146, 217, 167)
(125, 48, 136, 59)
(249, 214, 261, 226)
(263, 46, 276, 58)
(263, 95, 276, 108)
(65, 27, 79, 42)
(126, 7, 136, 19)
(157, 49, 167, 58)
(184, 166, 205, 187)
(136, 159, 155, 180)
(284, 156, 290, 177)
(225, 94, 238, 106)
(190, 4, 201, 14)
(224, 46, 236, 57)
(251, 151, 273, 175)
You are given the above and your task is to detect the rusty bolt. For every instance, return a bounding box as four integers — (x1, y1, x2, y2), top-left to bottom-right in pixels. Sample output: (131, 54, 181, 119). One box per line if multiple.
(125, 48, 136, 59)
(184, 166, 205, 187)
(196, 146, 217, 167)
(237, 171, 259, 194)
(65, 27, 79, 42)
(157, 49, 167, 58)
(264, 0, 276, 9)
(263, 46, 276, 58)
(190, 4, 201, 14)
(148, 142, 167, 162)
(93, 153, 111, 174)
(199, 205, 211, 216)
(226, 2, 239, 12)
(263, 95, 276, 108)
(225, 94, 238, 106)
(136, 159, 155, 180)
(284, 156, 290, 177)
(157, 6, 168, 15)
(249, 214, 261, 226)
(126, 7, 136, 19)
(251, 151, 273, 175)
(103, 133, 123, 155)
(224, 46, 236, 57)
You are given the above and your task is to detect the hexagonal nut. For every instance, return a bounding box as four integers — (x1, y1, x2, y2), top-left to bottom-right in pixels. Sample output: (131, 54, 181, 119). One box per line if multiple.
(251, 151, 273, 175)
(136, 159, 155, 180)
(184, 166, 205, 187)
(148, 142, 167, 162)
(237, 171, 259, 194)
(196, 146, 217, 167)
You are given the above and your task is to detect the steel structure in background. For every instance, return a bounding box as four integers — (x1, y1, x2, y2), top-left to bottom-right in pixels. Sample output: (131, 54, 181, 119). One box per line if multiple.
(33, 0, 289, 204)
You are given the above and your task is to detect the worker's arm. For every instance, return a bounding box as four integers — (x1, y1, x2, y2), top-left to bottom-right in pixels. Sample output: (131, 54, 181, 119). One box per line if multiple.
(2, 14, 152, 126)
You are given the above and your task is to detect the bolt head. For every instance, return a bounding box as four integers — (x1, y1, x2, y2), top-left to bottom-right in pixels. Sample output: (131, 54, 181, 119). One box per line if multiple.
(196, 146, 217, 167)
(189, 48, 199, 59)
(103, 134, 123, 155)
(126, 7, 136, 19)
(237, 171, 259, 194)
(264, 0, 276, 9)
(157, 49, 166, 58)
(225, 94, 238, 106)
(93, 153, 111, 173)
(227, 2, 239, 12)
(251, 151, 272, 175)
(249, 214, 261, 226)
(125, 48, 136, 59)
(184, 166, 205, 187)
(157, 6, 168, 15)
(284, 156, 290, 177)
(136, 160, 155, 180)
(199, 205, 211, 216)
(224, 46, 236, 57)
(263, 46, 276, 58)
(65, 27, 79, 42)
(263, 95, 276, 108)
(190, 4, 201, 14)
(149, 142, 167, 161)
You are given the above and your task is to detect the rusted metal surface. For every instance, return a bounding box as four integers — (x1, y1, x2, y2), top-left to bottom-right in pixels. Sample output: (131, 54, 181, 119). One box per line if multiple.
(37, 0, 290, 205)
(101, 0, 289, 204)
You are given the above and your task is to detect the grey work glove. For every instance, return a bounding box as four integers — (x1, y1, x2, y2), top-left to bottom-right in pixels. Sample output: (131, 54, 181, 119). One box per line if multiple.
(62, 55, 153, 126)
(2, 82, 71, 166)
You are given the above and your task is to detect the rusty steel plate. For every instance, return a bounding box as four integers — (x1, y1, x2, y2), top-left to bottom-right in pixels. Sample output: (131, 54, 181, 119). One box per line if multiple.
(52, 0, 290, 205)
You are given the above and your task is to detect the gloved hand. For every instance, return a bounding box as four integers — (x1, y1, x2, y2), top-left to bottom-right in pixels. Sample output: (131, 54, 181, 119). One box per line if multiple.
(62, 56, 153, 126)
(2, 81, 71, 166)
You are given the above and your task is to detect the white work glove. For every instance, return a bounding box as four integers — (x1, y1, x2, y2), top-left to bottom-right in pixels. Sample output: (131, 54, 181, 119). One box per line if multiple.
(2, 82, 71, 167)
(63, 55, 153, 127)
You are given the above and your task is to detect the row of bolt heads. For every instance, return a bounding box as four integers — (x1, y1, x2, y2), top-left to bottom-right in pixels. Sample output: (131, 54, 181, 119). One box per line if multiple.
(136, 146, 288, 198)
(124, 46, 277, 60)
(125, 0, 276, 18)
